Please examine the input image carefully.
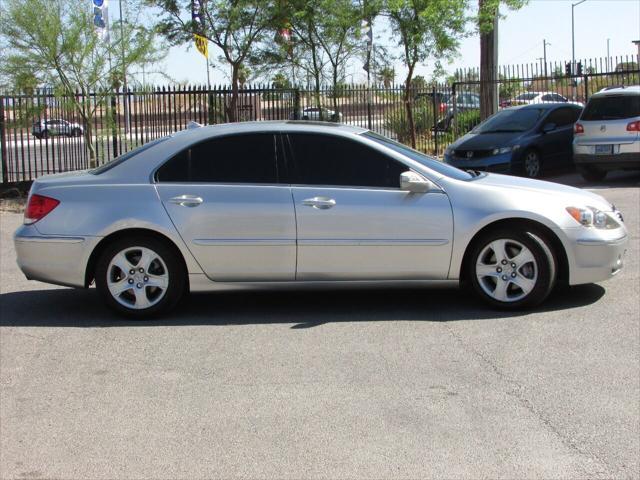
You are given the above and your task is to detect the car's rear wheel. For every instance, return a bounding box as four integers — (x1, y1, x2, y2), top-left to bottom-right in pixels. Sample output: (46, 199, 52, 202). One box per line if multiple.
(578, 165, 607, 182)
(41, 130, 49, 139)
(468, 229, 555, 309)
(95, 236, 185, 318)
(72, 128, 82, 137)
(523, 149, 542, 178)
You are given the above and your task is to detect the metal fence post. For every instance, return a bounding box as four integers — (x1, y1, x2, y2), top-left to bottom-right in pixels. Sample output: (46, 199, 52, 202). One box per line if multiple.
(0, 97, 8, 184)
(111, 93, 118, 158)
(431, 85, 438, 156)
(451, 82, 458, 139)
(293, 87, 300, 120)
(583, 74, 589, 103)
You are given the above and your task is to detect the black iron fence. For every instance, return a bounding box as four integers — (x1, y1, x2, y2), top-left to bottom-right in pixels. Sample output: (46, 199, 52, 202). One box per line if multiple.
(1, 54, 638, 185)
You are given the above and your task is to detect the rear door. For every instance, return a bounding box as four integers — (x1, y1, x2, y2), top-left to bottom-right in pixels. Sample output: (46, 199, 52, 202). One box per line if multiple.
(155, 132, 296, 281)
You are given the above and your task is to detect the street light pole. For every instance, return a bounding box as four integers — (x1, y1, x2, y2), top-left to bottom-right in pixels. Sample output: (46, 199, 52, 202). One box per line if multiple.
(607, 38, 610, 72)
(571, 0, 586, 99)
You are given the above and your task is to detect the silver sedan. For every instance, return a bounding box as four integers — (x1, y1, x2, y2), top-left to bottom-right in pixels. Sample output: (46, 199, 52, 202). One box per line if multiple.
(14, 122, 628, 317)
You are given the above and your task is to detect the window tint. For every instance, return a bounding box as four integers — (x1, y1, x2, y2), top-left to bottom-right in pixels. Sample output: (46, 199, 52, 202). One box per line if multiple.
(473, 108, 546, 133)
(92, 136, 170, 175)
(156, 133, 278, 183)
(545, 107, 581, 127)
(581, 95, 640, 120)
(288, 133, 405, 188)
(516, 93, 538, 100)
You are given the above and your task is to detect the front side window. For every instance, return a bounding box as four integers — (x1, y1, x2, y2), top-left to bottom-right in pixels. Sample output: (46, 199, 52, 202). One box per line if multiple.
(156, 133, 278, 183)
(287, 133, 405, 188)
(545, 107, 580, 127)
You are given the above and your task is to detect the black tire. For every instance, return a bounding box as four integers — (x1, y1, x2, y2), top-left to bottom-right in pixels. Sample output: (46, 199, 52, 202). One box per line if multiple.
(467, 228, 556, 309)
(578, 166, 607, 182)
(72, 128, 82, 137)
(522, 149, 542, 178)
(41, 130, 50, 139)
(95, 235, 186, 318)
(302, 115, 309, 120)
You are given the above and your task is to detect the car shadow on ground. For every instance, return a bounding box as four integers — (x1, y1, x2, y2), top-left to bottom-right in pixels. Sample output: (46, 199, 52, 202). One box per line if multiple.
(0, 283, 605, 329)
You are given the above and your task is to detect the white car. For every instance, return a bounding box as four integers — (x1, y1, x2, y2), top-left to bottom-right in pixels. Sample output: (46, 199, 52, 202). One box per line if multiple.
(501, 92, 582, 108)
(291, 107, 343, 122)
(573, 85, 640, 181)
(31, 119, 83, 139)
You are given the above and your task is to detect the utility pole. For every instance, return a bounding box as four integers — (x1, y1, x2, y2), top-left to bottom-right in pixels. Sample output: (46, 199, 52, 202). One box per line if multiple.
(607, 38, 610, 71)
(542, 39, 549, 77)
(571, 0, 586, 100)
(119, 0, 129, 134)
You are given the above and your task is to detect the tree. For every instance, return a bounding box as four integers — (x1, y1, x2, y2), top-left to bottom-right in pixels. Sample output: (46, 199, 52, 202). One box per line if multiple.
(478, 0, 527, 119)
(0, 0, 164, 166)
(148, 0, 274, 122)
(385, 0, 467, 148)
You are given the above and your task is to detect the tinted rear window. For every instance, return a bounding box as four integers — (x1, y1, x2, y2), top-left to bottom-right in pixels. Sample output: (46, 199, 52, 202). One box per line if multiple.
(91, 137, 169, 175)
(581, 95, 640, 120)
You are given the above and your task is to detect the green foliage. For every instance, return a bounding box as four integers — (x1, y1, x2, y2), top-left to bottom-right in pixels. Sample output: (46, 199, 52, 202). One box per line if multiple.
(384, 97, 435, 144)
(456, 109, 481, 133)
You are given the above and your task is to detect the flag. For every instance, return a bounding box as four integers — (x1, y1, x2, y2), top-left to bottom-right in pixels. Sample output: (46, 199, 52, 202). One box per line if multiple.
(194, 34, 208, 58)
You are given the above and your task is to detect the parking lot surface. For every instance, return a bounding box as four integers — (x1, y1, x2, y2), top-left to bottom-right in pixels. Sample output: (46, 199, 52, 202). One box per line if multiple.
(1, 172, 639, 479)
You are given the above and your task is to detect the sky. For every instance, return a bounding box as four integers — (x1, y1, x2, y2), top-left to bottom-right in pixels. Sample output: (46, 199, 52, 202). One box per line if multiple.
(123, 0, 640, 86)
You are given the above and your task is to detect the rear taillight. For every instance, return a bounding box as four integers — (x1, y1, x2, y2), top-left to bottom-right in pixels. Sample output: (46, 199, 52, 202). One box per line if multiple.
(574, 123, 584, 134)
(627, 120, 640, 132)
(439, 102, 446, 113)
(24, 194, 60, 224)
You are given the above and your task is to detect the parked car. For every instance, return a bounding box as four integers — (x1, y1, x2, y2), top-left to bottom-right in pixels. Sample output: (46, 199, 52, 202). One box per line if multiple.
(500, 91, 581, 108)
(290, 107, 343, 122)
(573, 85, 640, 181)
(15, 122, 627, 318)
(32, 119, 83, 139)
(444, 103, 583, 178)
(434, 93, 481, 131)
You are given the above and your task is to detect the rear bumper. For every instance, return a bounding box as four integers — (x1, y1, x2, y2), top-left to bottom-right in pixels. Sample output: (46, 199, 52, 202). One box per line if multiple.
(14, 224, 100, 288)
(573, 152, 640, 170)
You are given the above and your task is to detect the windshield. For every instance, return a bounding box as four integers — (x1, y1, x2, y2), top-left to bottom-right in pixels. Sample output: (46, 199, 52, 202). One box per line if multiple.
(362, 131, 473, 181)
(91, 137, 169, 175)
(472, 108, 545, 133)
(516, 93, 538, 100)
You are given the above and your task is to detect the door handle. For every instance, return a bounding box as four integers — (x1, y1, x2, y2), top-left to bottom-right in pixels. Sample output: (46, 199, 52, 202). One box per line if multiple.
(302, 196, 336, 209)
(169, 195, 203, 207)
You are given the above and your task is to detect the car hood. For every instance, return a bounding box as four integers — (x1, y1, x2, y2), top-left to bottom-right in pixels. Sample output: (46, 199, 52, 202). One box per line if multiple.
(451, 132, 525, 150)
(474, 173, 612, 211)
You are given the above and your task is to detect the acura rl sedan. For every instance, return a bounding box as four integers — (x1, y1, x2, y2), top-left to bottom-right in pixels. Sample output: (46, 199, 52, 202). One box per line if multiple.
(15, 121, 627, 317)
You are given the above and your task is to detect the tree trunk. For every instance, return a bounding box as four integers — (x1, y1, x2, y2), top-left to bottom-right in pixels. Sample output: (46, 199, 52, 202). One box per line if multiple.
(404, 66, 416, 149)
(84, 119, 97, 168)
(479, 0, 499, 120)
(227, 64, 240, 122)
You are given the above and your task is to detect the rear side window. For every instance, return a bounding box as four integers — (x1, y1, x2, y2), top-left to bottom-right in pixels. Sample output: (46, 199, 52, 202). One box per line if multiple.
(581, 95, 640, 120)
(287, 133, 405, 188)
(92, 136, 169, 175)
(156, 133, 278, 183)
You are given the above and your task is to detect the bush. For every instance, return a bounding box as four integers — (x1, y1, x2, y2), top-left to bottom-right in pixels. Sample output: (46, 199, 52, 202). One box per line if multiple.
(455, 109, 481, 134)
(383, 97, 435, 144)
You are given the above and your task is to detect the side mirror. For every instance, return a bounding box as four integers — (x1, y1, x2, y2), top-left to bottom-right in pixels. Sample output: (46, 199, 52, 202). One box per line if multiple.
(542, 122, 557, 133)
(400, 171, 433, 193)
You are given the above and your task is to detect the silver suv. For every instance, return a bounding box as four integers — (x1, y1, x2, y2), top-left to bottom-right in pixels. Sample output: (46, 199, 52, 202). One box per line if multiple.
(573, 85, 640, 181)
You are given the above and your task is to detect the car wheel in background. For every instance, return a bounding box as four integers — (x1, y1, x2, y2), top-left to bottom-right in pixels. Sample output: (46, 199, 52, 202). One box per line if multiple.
(41, 130, 49, 139)
(468, 229, 555, 309)
(578, 165, 607, 182)
(522, 149, 542, 178)
(95, 236, 186, 318)
(72, 128, 82, 137)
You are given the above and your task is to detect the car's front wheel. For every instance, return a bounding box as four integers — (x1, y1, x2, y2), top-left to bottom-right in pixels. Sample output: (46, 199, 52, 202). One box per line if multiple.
(95, 236, 186, 318)
(522, 149, 542, 178)
(468, 229, 555, 309)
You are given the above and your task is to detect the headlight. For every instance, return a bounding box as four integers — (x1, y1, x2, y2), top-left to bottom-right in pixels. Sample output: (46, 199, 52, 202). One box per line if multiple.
(491, 145, 520, 155)
(566, 206, 621, 229)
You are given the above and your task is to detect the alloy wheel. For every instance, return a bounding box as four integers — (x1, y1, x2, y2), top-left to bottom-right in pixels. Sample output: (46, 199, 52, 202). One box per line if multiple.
(475, 239, 538, 303)
(106, 246, 169, 309)
(524, 151, 540, 178)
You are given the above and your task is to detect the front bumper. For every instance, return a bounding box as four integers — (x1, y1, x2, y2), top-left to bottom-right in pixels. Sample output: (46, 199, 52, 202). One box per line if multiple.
(563, 226, 628, 285)
(14, 224, 101, 288)
(444, 151, 513, 173)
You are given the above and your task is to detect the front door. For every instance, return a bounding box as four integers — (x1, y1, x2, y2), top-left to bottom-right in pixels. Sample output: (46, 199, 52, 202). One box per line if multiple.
(286, 133, 454, 280)
(155, 132, 296, 281)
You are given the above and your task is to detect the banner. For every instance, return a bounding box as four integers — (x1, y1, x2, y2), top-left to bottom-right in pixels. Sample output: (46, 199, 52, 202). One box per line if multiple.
(194, 34, 208, 59)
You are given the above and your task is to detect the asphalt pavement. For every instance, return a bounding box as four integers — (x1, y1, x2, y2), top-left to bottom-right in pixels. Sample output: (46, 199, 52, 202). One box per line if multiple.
(0, 172, 638, 479)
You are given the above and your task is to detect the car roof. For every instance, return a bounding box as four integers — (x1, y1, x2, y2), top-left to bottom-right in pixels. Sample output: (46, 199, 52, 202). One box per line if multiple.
(504, 102, 580, 112)
(591, 85, 640, 97)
